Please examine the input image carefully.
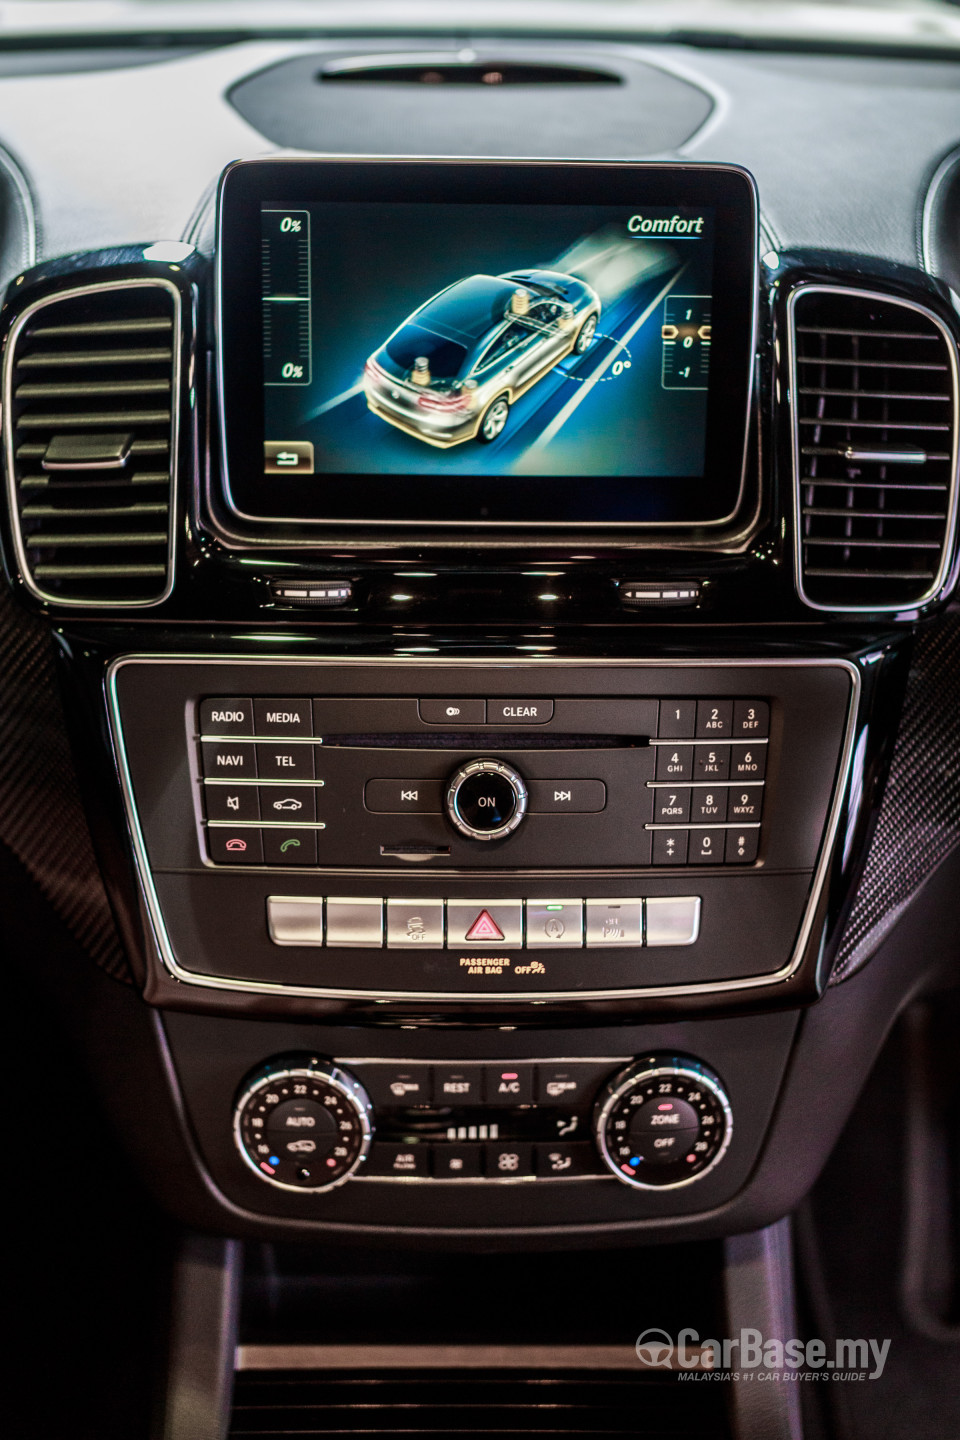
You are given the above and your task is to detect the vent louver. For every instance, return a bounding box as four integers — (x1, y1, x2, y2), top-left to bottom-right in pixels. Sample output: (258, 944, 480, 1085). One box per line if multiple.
(4, 279, 180, 606)
(790, 286, 959, 612)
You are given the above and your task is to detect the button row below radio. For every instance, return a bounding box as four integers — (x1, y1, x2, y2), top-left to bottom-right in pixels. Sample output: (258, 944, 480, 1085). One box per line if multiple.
(267, 896, 701, 948)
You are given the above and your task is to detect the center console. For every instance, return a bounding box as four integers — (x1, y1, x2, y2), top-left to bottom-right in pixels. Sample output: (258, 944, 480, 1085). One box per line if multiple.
(2, 152, 956, 1249)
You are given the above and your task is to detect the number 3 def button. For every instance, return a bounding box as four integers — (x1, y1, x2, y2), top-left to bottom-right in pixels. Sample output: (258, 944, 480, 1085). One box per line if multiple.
(265, 441, 315, 474)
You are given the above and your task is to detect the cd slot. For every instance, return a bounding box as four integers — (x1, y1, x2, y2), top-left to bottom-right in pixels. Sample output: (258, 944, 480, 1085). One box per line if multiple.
(319, 732, 647, 750)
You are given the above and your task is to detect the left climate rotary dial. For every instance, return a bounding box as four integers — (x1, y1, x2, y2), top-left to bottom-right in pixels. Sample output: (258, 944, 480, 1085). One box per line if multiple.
(233, 1058, 374, 1192)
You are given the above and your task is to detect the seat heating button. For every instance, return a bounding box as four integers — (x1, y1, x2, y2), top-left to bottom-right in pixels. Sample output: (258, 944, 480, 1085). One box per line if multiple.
(645, 897, 701, 947)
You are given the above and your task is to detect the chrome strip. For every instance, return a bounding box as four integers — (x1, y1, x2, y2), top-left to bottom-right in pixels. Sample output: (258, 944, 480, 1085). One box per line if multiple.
(921, 145, 960, 279)
(214, 155, 758, 539)
(3, 277, 182, 609)
(787, 282, 960, 615)
(105, 654, 860, 1003)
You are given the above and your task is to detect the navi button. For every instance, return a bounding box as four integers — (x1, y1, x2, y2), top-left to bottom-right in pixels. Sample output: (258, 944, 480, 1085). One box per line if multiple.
(202, 741, 256, 779)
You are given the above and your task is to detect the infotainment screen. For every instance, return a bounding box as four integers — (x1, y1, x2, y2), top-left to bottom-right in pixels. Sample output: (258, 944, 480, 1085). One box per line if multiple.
(217, 160, 758, 529)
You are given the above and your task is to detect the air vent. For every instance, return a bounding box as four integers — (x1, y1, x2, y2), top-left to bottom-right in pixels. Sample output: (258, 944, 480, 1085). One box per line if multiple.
(319, 57, 621, 86)
(4, 279, 180, 606)
(790, 286, 959, 612)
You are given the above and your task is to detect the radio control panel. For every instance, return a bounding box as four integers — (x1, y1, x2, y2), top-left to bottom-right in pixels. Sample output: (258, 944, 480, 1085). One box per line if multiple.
(108, 656, 857, 1006)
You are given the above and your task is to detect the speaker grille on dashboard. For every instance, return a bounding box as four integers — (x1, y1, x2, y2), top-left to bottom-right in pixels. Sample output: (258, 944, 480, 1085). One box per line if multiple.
(790, 286, 959, 612)
(4, 279, 180, 607)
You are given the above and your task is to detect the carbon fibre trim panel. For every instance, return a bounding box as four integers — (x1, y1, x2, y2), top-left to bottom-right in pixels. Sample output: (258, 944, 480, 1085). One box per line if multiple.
(0, 588, 129, 981)
(831, 608, 960, 983)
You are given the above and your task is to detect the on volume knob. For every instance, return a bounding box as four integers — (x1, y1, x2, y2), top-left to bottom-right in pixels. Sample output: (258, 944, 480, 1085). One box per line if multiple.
(445, 758, 528, 841)
(233, 1056, 373, 1193)
(594, 1055, 732, 1190)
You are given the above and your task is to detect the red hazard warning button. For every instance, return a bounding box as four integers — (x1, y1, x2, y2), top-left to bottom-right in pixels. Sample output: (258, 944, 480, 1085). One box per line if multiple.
(466, 909, 505, 942)
(447, 900, 523, 947)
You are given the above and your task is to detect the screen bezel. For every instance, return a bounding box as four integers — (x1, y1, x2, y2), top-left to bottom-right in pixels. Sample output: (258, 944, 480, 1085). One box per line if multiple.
(216, 157, 758, 531)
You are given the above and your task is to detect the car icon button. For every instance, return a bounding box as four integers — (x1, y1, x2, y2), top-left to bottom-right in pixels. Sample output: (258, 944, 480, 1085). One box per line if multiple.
(258, 785, 317, 822)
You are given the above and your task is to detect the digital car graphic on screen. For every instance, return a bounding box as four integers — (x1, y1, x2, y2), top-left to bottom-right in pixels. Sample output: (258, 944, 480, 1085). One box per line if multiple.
(261, 202, 715, 481)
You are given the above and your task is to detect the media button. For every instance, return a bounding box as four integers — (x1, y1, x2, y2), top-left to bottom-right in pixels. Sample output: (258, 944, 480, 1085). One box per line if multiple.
(204, 785, 260, 823)
(386, 898, 444, 948)
(256, 743, 315, 780)
(199, 697, 253, 736)
(207, 827, 263, 864)
(262, 829, 318, 866)
(419, 699, 486, 725)
(365, 779, 443, 814)
(527, 780, 606, 813)
(525, 900, 584, 948)
(253, 698, 313, 737)
(487, 699, 554, 725)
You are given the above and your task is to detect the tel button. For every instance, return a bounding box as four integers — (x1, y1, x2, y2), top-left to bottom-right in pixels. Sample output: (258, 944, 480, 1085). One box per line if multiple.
(419, 699, 486, 725)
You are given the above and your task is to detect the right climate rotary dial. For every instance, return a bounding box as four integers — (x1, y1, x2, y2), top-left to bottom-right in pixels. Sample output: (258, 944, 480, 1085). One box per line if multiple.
(593, 1056, 733, 1190)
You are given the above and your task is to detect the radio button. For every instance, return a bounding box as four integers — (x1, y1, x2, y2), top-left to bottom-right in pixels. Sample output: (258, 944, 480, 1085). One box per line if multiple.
(202, 740, 257, 778)
(419, 699, 486, 725)
(365, 779, 443, 814)
(200, 698, 253, 736)
(204, 785, 259, 822)
(253, 698, 313, 736)
(645, 896, 701, 947)
(652, 830, 688, 866)
(386, 898, 444, 948)
(689, 830, 725, 865)
(325, 897, 384, 948)
(262, 829, 317, 866)
(256, 743, 315, 780)
(731, 747, 767, 781)
(656, 745, 693, 781)
(658, 700, 696, 739)
(733, 700, 769, 738)
(447, 900, 522, 947)
(525, 900, 584, 948)
(585, 899, 644, 948)
(434, 1066, 484, 1105)
(527, 780, 606, 813)
(207, 827, 262, 864)
(696, 701, 733, 738)
(654, 788, 690, 824)
(487, 699, 554, 725)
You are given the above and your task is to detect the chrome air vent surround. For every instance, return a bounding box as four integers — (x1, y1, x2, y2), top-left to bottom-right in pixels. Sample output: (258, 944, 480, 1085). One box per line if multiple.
(789, 285, 959, 613)
(3, 278, 180, 607)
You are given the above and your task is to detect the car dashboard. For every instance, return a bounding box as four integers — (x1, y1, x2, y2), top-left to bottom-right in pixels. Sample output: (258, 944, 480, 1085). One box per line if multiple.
(1, 13, 959, 1440)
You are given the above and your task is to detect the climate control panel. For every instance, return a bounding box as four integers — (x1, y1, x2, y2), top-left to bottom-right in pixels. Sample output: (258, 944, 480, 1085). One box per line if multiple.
(232, 1053, 733, 1193)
